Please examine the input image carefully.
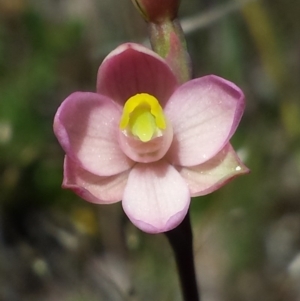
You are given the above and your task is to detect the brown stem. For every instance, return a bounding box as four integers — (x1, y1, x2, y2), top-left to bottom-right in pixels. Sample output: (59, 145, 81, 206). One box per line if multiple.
(165, 211, 200, 301)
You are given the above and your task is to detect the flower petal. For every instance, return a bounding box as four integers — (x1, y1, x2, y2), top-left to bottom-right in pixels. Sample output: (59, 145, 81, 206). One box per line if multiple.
(63, 156, 130, 204)
(54, 92, 134, 176)
(165, 75, 245, 166)
(97, 43, 178, 107)
(178, 144, 249, 197)
(122, 160, 190, 233)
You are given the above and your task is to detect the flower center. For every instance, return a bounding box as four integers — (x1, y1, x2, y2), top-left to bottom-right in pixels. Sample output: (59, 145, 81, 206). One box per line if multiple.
(120, 93, 166, 142)
(118, 93, 173, 163)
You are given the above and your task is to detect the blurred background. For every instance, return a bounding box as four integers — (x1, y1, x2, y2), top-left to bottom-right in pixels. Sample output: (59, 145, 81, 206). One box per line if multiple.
(0, 0, 300, 300)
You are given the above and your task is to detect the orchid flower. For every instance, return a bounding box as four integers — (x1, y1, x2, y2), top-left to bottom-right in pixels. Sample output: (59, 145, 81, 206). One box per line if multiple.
(53, 43, 248, 234)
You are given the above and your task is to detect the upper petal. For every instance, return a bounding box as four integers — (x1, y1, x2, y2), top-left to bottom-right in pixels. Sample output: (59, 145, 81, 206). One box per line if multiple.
(63, 156, 129, 204)
(97, 43, 178, 107)
(178, 144, 249, 197)
(122, 160, 190, 233)
(53, 92, 134, 176)
(165, 75, 245, 166)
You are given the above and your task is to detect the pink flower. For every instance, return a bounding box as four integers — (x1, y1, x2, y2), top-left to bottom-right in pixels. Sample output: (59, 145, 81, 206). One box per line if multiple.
(53, 43, 249, 234)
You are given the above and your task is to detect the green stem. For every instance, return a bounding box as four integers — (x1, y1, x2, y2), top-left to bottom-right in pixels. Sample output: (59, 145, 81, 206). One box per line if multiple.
(148, 19, 192, 83)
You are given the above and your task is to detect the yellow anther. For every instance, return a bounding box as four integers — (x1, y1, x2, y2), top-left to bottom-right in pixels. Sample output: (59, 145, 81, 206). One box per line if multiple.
(120, 93, 166, 142)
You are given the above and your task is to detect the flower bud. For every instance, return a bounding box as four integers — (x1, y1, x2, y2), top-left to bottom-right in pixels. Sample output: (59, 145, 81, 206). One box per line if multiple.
(131, 0, 180, 23)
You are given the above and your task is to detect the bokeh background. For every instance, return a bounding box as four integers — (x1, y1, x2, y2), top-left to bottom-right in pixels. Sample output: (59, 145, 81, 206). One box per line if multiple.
(1, 0, 300, 300)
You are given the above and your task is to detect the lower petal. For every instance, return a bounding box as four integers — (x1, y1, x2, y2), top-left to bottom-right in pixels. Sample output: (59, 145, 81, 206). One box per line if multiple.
(63, 156, 130, 204)
(122, 160, 190, 233)
(178, 144, 249, 197)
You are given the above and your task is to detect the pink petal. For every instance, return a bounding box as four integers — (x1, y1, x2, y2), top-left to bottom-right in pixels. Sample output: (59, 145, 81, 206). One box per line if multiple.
(122, 160, 190, 233)
(63, 156, 130, 204)
(165, 75, 245, 166)
(53, 92, 134, 176)
(178, 144, 249, 197)
(97, 43, 178, 107)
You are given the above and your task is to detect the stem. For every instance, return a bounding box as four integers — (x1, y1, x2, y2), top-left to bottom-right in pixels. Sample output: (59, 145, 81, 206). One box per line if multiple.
(165, 211, 200, 301)
(148, 19, 192, 84)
